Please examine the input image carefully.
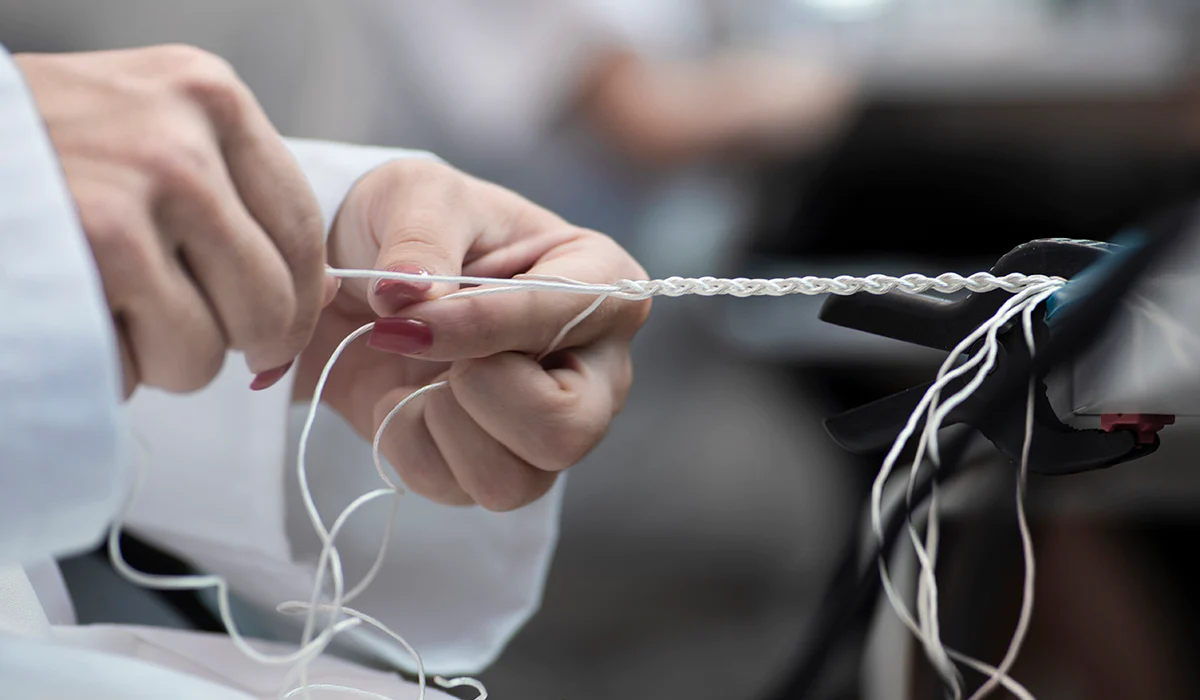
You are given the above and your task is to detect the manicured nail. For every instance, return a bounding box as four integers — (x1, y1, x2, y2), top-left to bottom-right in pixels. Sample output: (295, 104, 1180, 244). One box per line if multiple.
(373, 264, 431, 314)
(368, 317, 433, 356)
(250, 360, 293, 391)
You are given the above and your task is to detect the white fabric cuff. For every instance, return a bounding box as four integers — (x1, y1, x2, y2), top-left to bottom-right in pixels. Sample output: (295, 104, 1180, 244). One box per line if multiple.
(0, 45, 126, 566)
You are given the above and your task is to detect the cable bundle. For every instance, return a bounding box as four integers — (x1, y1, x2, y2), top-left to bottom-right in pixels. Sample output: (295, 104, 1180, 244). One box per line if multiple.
(104, 267, 1102, 699)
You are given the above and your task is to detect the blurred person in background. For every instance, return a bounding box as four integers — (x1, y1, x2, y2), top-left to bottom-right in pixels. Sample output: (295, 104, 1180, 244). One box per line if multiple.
(0, 1, 864, 698)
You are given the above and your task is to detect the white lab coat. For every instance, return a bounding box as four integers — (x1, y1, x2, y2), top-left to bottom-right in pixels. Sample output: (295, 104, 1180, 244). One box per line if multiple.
(0, 45, 563, 698)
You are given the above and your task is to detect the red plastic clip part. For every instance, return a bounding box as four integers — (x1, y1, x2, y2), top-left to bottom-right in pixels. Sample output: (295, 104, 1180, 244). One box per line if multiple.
(1100, 413, 1176, 445)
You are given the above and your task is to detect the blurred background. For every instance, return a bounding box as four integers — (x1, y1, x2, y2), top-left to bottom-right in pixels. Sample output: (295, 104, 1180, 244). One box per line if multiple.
(5, 0, 1200, 698)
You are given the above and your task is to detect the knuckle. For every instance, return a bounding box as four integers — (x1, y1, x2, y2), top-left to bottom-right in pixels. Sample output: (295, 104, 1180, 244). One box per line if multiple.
(387, 221, 454, 255)
(377, 157, 460, 192)
(447, 300, 500, 354)
(582, 230, 652, 329)
(287, 210, 327, 267)
(534, 394, 608, 471)
(140, 332, 225, 394)
(138, 124, 215, 193)
(81, 199, 156, 284)
(166, 46, 251, 127)
(244, 286, 299, 350)
(175, 347, 225, 392)
(154, 43, 221, 70)
(392, 455, 469, 507)
(473, 477, 534, 513)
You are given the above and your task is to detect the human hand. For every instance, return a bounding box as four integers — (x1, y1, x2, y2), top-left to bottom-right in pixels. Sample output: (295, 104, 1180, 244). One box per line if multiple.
(717, 52, 858, 155)
(17, 45, 334, 397)
(583, 50, 857, 164)
(295, 159, 650, 511)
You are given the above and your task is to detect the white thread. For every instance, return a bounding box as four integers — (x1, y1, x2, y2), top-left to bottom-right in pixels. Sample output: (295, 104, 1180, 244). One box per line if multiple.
(106, 265, 1064, 700)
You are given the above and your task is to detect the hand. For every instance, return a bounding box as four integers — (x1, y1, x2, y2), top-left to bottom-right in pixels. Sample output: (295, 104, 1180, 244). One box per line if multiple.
(583, 50, 856, 164)
(725, 53, 857, 155)
(295, 159, 650, 511)
(17, 45, 334, 397)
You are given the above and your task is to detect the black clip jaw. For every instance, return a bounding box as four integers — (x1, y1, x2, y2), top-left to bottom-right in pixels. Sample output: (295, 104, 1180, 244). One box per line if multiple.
(820, 239, 1157, 475)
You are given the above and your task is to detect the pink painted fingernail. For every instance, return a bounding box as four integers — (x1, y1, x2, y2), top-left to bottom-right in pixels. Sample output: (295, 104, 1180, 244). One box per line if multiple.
(368, 317, 433, 356)
(251, 360, 293, 391)
(373, 264, 431, 314)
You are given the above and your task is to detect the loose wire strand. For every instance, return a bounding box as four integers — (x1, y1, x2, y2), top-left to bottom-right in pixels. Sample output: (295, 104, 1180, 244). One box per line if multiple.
(874, 281, 1060, 698)
(905, 284, 1058, 694)
(920, 288, 1051, 700)
(965, 305, 1042, 700)
(108, 435, 365, 670)
(107, 265, 1063, 700)
(280, 279, 605, 698)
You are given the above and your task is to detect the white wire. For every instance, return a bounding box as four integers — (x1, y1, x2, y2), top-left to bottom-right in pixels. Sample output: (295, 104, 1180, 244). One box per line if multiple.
(326, 267, 1064, 301)
(906, 284, 1058, 695)
(281, 686, 394, 700)
(927, 289, 1050, 700)
(291, 323, 378, 699)
(911, 287, 1055, 698)
(279, 276, 604, 699)
(106, 265, 1062, 700)
(107, 443, 364, 669)
(966, 307, 1041, 700)
(874, 280, 1060, 699)
(434, 676, 488, 699)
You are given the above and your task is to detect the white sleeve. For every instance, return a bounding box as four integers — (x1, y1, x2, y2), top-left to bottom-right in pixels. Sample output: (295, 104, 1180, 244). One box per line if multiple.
(123, 138, 565, 675)
(0, 45, 127, 567)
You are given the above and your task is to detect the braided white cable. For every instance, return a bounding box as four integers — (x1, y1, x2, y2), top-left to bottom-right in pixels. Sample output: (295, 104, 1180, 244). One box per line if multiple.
(326, 269, 1064, 301)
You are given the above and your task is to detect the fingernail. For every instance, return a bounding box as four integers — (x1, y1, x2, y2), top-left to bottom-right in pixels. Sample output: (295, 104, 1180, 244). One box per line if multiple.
(250, 360, 293, 391)
(373, 264, 431, 314)
(368, 317, 433, 356)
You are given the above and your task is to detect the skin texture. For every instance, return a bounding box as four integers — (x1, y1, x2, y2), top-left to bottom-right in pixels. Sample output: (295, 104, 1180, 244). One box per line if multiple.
(295, 159, 651, 511)
(17, 44, 335, 397)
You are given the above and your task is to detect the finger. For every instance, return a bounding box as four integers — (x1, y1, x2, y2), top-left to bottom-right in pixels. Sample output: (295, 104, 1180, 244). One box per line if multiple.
(424, 381, 558, 511)
(368, 232, 648, 361)
(449, 344, 628, 473)
(121, 255, 228, 394)
(362, 161, 477, 317)
(158, 170, 299, 377)
(73, 171, 227, 394)
(374, 385, 473, 506)
(322, 276, 341, 309)
(184, 54, 327, 358)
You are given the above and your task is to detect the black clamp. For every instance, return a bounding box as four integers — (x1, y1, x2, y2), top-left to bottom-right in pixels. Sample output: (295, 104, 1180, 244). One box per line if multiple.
(819, 238, 1159, 475)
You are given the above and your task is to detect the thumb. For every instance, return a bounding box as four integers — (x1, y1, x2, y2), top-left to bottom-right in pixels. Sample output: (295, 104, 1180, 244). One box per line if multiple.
(321, 275, 341, 309)
(367, 219, 471, 319)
